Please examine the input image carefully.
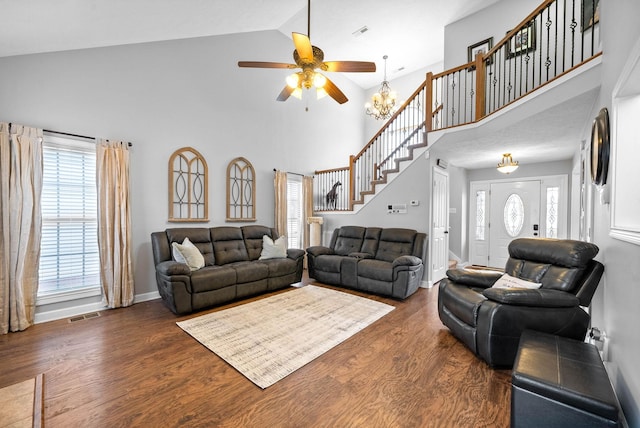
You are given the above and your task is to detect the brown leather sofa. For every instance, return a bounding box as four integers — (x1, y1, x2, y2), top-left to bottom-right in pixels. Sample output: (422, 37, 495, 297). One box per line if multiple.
(438, 238, 604, 368)
(151, 225, 304, 314)
(306, 226, 427, 299)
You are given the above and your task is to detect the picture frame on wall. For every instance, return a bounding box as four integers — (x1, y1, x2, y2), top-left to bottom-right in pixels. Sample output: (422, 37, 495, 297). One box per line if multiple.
(467, 37, 493, 64)
(582, 0, 600, 32)
(506, 22, 536, 58)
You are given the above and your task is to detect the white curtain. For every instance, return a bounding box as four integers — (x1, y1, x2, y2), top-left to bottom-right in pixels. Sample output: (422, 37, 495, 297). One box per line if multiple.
(96, 139, 134, 308)
(274, 170, 287, 238)
(0, 123, 43, 334)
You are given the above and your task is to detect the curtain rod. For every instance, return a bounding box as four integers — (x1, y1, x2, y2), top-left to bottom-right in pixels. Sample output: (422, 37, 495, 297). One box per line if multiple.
(273, 168, 306, 177)
(44, 128, 133, 147)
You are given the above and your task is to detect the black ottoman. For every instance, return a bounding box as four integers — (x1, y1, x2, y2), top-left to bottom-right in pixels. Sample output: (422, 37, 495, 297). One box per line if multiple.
(511, 330, 621, 427)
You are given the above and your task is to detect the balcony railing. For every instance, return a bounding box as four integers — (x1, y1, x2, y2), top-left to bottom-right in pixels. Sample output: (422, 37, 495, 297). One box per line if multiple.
(315, 0, 601, 212)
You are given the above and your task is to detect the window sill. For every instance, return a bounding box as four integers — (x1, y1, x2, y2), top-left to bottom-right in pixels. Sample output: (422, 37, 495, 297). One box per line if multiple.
(37, 286, 102, 306)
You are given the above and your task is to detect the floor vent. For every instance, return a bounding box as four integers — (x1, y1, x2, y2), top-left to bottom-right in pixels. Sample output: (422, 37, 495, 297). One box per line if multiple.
(68, 312, 101, 323)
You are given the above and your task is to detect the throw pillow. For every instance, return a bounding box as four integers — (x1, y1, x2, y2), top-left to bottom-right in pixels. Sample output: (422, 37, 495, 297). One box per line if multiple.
(492, 273, 542, 290)
(172, 237, 205, 271)
(259, 235, 287, 260)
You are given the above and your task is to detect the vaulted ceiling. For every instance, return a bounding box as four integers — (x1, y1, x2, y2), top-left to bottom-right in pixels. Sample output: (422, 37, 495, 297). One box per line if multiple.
(0, 0, 500, 89)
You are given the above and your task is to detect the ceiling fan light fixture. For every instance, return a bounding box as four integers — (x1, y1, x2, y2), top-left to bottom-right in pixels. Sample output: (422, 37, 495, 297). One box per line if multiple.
(313, 73, 327, 88)
(292, 87, 303, 99)
(497, 153, 519, 174)
(286, 73, 300, 89)
(316, 87, 328, 99)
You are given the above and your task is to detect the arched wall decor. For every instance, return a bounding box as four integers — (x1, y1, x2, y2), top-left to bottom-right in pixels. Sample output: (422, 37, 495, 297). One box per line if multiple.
(168, 147, 208, 222)
(226, 157, 256, 222)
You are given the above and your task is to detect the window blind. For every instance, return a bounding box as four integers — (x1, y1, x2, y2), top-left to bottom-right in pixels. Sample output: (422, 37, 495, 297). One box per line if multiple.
(38, 135, 100, 295)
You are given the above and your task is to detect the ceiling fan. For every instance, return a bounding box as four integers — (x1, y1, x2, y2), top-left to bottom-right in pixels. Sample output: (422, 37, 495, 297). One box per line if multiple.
(237, 0, 376, 104)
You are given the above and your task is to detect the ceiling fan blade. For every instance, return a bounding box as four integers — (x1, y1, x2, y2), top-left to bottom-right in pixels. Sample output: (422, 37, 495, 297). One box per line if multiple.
(323, 61, 377, 73)
(323, 77, 348, 104)
(292, 32, 313, 62)
(277, 85, 294, 102)
(238, 61, 296, 69)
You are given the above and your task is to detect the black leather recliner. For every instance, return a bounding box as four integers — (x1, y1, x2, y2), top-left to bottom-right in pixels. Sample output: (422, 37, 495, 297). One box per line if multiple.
(438, 238, 604, 368)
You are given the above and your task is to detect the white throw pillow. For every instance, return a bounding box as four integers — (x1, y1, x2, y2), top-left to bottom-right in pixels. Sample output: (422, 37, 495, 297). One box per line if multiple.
(259, 235, 287, 260)
(492, 273, 542, 290)
(172, 237, 205, 271)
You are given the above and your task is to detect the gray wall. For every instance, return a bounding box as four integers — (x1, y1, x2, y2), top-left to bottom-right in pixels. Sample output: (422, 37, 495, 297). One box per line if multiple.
(0, 30, 369, 309)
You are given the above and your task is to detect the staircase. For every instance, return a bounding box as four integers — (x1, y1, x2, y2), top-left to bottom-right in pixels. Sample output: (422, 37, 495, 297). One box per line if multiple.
(313, 0, 601, 213)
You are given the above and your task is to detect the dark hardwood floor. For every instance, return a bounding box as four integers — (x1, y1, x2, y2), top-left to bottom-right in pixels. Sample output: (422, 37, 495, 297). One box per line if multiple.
(0, 276, 511, 427)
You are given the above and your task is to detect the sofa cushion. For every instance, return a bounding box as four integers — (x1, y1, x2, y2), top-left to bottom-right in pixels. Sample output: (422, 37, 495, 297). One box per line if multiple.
(313, 255, 344, 273)
(375, 228, 416, 262)
(258, 258, 298, 277)
(190, 266, 237, 293)
(230, 261, 269, 283)
(333, 226, 366, 256)
(166, 228, 215, 266)
(360, 227, 382, 256)
(211, 227, 249, 265)
(242, 225, 276, 260)
(357, 259, 394, 282)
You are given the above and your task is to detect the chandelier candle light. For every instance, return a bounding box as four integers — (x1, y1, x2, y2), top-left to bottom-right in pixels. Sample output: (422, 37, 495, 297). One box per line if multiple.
(365, 55, 397, 120)
(497, 153, 519, 174)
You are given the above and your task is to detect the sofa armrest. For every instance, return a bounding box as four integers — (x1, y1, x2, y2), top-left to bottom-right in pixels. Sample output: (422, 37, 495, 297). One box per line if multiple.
(306, 246, 335, 257)
(482, 288, 580, 308)
(287, 248, 305, 260)
(156, 260, 191, 276)
(392, 255, 422, 267)
(446, 268, 503, 289)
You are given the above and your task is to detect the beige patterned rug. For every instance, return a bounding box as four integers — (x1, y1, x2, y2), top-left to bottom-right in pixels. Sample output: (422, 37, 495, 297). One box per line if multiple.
(0, 373, 43, 428)
(177, 285, 394, 389)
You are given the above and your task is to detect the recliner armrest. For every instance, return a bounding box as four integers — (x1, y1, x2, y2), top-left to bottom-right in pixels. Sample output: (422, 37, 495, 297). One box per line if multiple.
(482, 288, 580, 308)
(446, 268, 503, 288)
(287, 248, 305, 260)
(306, 246, 335, 257)
(392, 255, 422, 267)
(156, 260, 191, 276)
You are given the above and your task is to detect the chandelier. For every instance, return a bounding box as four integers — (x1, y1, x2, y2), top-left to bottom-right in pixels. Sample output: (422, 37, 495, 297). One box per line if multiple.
(365, 55, 397, 120)
(497, 153, 519, 174)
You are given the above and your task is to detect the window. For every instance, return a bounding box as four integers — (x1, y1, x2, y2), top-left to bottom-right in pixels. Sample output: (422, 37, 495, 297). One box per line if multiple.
(287, 177, 303, 249)
(38, 134, 101, 301)
(475, 190, 486, 240)
(503, 193, 524, 237)
(546, 186, 559, 238)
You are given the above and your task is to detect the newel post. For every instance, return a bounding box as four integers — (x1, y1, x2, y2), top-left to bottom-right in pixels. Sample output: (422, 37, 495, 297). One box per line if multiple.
(425, 72, 434, 132)
(348, 155, 355, 211)
(474, 52, 486, 121)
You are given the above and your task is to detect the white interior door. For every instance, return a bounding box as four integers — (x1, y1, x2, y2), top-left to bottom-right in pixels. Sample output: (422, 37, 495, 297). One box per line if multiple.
(431, 167, 449, 282)
(488, 181, 541, 268)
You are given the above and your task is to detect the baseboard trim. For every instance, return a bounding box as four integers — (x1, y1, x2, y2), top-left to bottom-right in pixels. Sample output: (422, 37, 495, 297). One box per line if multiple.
(34, 290, 161, 324)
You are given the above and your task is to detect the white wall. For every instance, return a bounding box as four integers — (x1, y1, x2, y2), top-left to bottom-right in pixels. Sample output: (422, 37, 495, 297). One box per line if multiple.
(589, 2, 640, 425)
(0, 30, 369, 311)
(443, 0, 542, 70)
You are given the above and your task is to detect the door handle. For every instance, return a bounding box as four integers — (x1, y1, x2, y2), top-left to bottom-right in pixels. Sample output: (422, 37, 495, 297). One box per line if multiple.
(444, 231, 449, 234)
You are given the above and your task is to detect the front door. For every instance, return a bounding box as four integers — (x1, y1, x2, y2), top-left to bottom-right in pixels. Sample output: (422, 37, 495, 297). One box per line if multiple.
(488, 180, 541, 268)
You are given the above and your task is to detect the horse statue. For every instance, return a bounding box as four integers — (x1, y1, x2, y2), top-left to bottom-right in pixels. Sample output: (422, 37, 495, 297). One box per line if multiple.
(326, 181, 342, 210)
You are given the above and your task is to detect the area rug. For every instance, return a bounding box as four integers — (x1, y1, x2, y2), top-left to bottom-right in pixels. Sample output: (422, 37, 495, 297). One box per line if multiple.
(177, 285, 394, 389)
(0, 373, 43, 428)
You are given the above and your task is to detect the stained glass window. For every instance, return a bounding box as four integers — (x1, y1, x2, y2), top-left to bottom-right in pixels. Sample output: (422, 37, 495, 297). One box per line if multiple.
(504, 193, 524, 237)
(546, 186, 559, 238)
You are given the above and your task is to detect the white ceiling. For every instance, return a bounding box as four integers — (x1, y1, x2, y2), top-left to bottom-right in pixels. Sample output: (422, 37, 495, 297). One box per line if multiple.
(0, 0, 500, 89)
